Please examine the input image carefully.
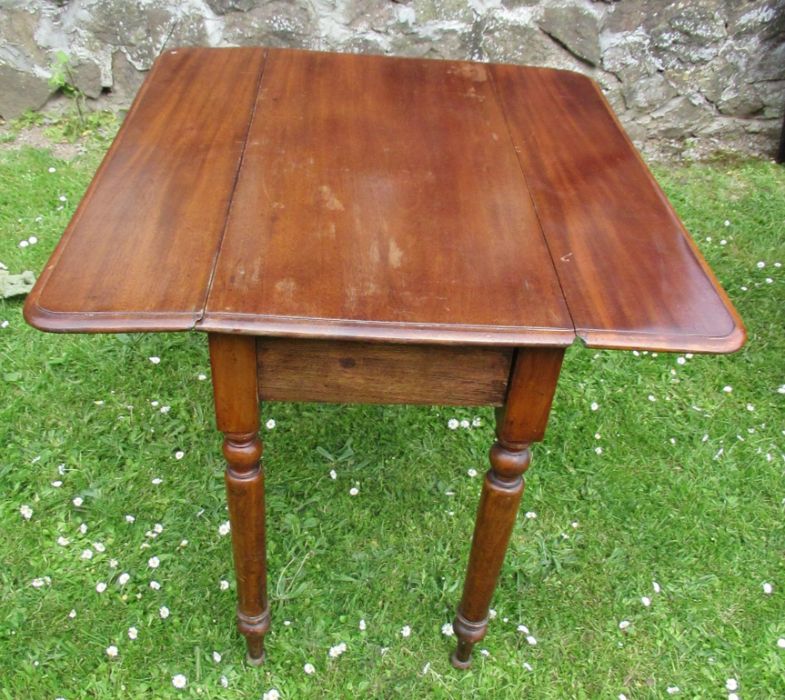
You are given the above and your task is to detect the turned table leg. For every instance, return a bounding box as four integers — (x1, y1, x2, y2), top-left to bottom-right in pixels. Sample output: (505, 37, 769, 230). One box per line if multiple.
(209, 333, 269, 665)
(452, 348, 564, 669)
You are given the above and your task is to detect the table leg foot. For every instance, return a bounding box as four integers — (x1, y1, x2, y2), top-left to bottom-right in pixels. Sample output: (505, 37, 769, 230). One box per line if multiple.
(246, 653, 266, 667)
(450, 646, 473, 670)
(450, 611, 488, 669)
(239, 607, 270, 666)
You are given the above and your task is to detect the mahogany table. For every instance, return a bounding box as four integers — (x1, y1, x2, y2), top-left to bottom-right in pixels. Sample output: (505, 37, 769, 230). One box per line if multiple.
(24, 47, 745, 669)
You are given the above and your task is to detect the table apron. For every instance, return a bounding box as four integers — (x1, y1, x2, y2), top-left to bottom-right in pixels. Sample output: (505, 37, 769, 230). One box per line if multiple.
(255, 337, 514, 406)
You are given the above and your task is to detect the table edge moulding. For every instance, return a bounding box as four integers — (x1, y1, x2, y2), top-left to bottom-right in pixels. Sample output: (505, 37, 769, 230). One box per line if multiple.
(23, 46, 745, 670)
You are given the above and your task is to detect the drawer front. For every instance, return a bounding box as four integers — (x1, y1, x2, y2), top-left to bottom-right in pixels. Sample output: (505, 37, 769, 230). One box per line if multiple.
(257, 338, 512, 406)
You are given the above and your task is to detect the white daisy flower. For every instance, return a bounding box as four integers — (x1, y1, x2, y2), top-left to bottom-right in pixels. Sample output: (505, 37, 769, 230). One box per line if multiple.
(172, 674, 187, 689)
(159, 606, 170, 619)
(303, 662, 315, 675)
(20, 505, 33, 520)
(106, 645, 118, 658)
(401, 625, 411, 638)
(328, 642, 347, 657)
(218, 521, 231, 536)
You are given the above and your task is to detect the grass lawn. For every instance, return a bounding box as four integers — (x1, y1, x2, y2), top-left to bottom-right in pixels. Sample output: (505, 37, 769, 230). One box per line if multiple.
(1, 125, 784, 698)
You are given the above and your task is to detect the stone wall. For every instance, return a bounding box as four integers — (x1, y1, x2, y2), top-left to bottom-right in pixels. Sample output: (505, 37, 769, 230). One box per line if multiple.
(0, 0, 783, 160)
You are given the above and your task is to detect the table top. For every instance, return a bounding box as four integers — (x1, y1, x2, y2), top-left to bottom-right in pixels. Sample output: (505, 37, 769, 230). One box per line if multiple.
(25, 47, 744, 353)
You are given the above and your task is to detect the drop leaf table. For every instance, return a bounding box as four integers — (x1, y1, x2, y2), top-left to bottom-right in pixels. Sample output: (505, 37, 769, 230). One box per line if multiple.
(24, 47, 745, 669)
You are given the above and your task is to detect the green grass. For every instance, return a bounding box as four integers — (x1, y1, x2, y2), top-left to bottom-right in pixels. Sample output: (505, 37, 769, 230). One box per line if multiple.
(1, 139, 784, 698)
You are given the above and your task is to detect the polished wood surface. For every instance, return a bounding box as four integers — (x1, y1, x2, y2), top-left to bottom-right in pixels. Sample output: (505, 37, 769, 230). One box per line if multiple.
(25, 48, 266, 332)
(209, 334, 269, 664)
(491, 64, 745, 352)
(25, 46, 743, 354)
(257, 338, 511, 406)
(202, 49, 573, 346)
(452, 348, 564, 668)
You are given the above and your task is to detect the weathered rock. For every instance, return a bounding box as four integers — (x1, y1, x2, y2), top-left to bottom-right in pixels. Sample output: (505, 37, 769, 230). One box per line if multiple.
(222, 2, 314, 48)
(539, 4, 602, 66)
(0, 62, 52, 118)
(84, 0, 208, 69)
(647, 2, 728, 69)
(410, 0, 474, 24)
(621, 73, 678, 112)
(483, 16, 587, 72)
(501, 0, 540, 8)
(109, 50, 145, 106)
(0, 270, 36, 298)
(603, 0, 647, 34)
(206, 0, 261, 14)
(649, 95, 712, 139)
(389, 23, 472, 60)
(0, 7, 48, 70)
(72, 60, 103, 98)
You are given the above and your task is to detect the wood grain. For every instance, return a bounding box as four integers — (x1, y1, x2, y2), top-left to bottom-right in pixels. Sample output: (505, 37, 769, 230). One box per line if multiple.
(490, 64, 745, 353)
(24, 48, 266, 333)
(257, 338, 512, 405)
(201, 48, 574, 347)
